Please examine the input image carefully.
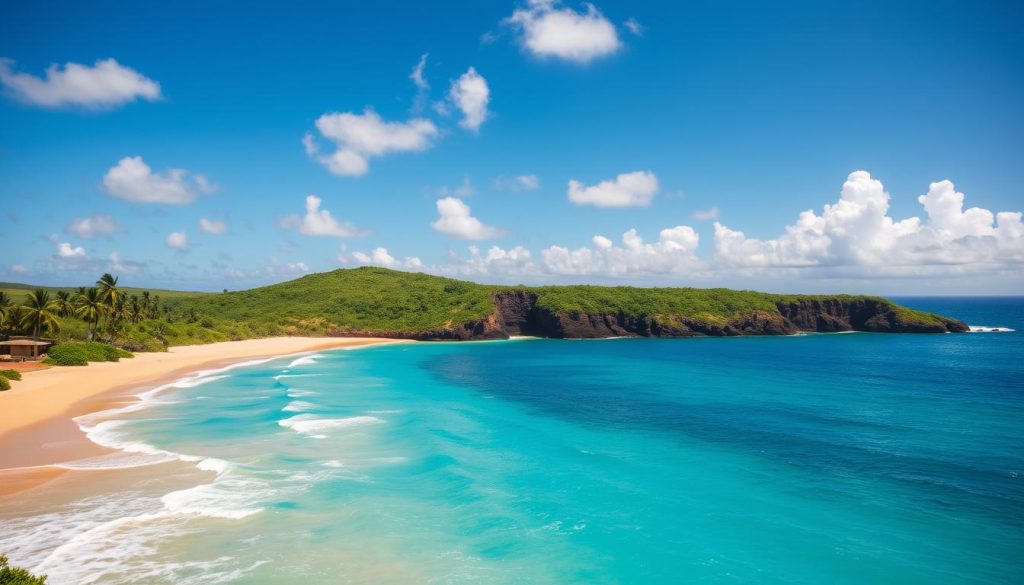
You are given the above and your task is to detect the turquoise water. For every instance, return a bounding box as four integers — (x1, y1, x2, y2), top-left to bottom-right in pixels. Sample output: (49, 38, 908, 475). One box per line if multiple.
(2, 298, 1022, 584)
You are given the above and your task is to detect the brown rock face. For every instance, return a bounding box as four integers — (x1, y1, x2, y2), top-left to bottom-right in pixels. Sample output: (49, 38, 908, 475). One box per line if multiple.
(333, 291, 967, 341)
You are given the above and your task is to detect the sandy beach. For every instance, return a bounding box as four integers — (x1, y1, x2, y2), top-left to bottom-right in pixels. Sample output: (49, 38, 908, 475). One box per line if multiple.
(0, 336, 403, 495)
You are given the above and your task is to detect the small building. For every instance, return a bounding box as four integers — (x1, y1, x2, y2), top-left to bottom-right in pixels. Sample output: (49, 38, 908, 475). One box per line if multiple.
(0, 339, 54, 359)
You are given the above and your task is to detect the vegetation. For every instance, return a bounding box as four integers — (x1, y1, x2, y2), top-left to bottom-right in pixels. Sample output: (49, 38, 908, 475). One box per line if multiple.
(43, 342, 132, 366)
(0, 554, 46, 584)
(0, 369, 22, 381)
(1, 267, 958, 352)
(0, 377, 9, 392)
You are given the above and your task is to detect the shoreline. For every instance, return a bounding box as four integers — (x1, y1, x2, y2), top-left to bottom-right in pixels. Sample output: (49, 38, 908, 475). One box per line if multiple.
(0, 336, 406, 496)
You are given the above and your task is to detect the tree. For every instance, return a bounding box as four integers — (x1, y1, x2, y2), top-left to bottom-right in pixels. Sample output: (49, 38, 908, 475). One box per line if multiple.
(19, 290, 60, 341)
(75, 288, 105, 339)
(96, 273, 122, 310)
(0, 292, 14, 332)
(54, 291, 75, 318)
(140, 291, 152, 318)
(0, 553, 47, 584)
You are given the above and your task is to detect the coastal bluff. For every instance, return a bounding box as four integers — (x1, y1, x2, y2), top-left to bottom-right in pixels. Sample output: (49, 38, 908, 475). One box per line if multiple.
(390, 290, 969, 340)
(159, 267, 969, 342)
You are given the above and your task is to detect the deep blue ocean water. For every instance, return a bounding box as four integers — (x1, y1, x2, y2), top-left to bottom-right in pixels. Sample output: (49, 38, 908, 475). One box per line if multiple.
(2, 297, 1021, 584)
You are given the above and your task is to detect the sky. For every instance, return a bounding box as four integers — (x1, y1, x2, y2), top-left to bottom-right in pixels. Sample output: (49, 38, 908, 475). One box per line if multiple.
(1, 0, 1022, 294)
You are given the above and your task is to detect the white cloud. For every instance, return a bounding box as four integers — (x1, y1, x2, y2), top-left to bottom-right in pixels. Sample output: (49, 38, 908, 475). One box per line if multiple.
(305, 109, 439, 177)
(0, 58, 161, 109)
(713, 170, 1024, 270)
(108, 252, 144, 275)
(165, 231, 189, 251)
(66, 214, 119, 239)
(506, 0, 622, 64)
(280, 195, 365, 238)
(410, 53, 429, 91)
(568, 171, 659, 207)
(624, 18, 643, 36)
(495, 174, 540, 191)
(11, 264, 28, 274)
(102, 156, 213, 205)
(438, 175, 475, 197)
(345, 246, 423, 270)
(692, 206, 719, 221)
(431, 197, 504, 240)
(198, 218, 228, 235)
(448, 67, 490, 131)
(542, 226, 701, 275)
(445, 245, 536, 277)
(410, 53, 430, 112)
(57, 242, 85, 258)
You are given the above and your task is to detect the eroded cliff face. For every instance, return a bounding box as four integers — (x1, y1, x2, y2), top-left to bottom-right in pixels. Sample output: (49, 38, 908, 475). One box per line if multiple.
(479, 291, 968, 340)
(335, 291, 966, 340)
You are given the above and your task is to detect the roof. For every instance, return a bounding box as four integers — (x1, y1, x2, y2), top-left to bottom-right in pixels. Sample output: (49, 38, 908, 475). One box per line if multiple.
(0, 340, 53, 346)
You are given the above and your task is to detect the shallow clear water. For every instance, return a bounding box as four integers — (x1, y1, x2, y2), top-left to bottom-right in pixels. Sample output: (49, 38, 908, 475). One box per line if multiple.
(1, 297, 1022, 584)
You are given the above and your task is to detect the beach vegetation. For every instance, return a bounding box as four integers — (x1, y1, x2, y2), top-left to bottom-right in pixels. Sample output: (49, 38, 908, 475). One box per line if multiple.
(0, 554, 47, 584)
(43, 342, 132, 366)
(0, 369, 22, 381)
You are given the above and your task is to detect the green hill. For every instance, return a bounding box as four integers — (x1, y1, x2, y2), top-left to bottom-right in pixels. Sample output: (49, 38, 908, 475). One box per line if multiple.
(1, 268, 967, 348)
(165, 267, 966, 339)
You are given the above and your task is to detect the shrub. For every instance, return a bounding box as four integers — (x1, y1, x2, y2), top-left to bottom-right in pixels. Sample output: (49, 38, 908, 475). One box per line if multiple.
(0, 554, 47, 583)
(0, 376, 10, 391)
(43, 342, 133, 366)
(0, 369, 21, 381)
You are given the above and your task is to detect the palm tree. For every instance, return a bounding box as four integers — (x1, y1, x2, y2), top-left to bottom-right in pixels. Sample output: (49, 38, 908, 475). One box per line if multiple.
(0, 291, 14, 334)
(76, 287, 105, 339)
(97, 272, 121, 306)
(20, 290, 60, 341)
(129, 295, 142, 323)
(55, 290, 75, 318)
(140, 291, 152, 318)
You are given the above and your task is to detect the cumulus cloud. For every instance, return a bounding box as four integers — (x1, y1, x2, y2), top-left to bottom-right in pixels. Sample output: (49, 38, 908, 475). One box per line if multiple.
(65, 214, 119, 239)
(542, 226, 701, 275)
(304, 109, 438, 177)
(280, 195, 365, 238)
(102, 156, 213, 205)
(713, 171, 1024, 270)
(165, 231, 189, 251)
(444, 245, 537, 278)
(495, 174, 540, 191)
(448, 67, 490, 131)
(505, 0, 622, 64)
(431, 197, 504, 240)
(343, 246, 423, 270)
(692, 206, 719, 221)
(198, 218, 228, 235)
(57, 242, 86, 258)
(568, 171, 659, 207)
(0, 58, 161, 109)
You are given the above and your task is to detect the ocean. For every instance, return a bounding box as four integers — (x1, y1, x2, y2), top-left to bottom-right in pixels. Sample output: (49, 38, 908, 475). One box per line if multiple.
(1, 297, 1021, 584)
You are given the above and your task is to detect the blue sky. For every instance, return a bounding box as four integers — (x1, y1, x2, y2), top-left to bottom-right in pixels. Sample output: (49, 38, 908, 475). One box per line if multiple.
(2, 0, 1022, 294)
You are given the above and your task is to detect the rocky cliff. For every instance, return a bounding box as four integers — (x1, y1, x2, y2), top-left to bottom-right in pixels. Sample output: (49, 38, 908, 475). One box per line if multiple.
(394, 291, 968, 340)
(335, 290, 967, 341)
